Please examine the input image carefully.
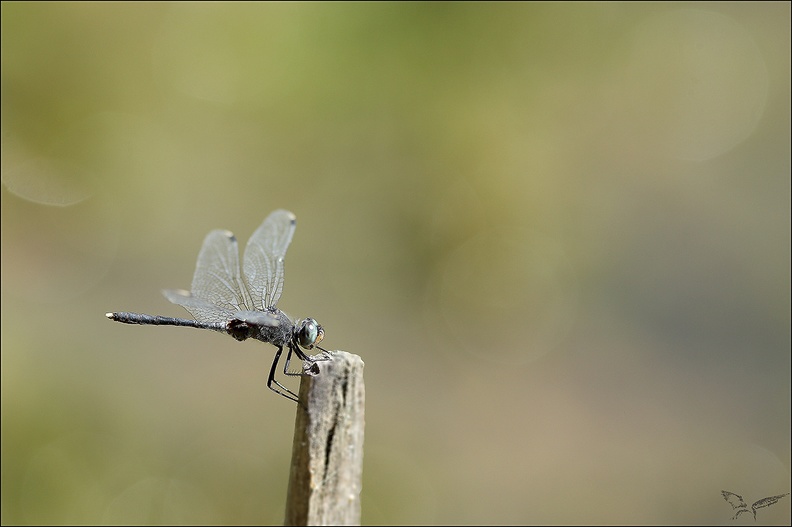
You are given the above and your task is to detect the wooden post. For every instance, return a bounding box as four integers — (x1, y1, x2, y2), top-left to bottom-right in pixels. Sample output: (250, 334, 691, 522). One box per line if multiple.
(284, 351, 365, 526)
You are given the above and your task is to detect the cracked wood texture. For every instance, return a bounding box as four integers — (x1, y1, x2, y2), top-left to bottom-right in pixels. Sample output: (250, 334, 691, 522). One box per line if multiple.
(284, 351, 365, 526)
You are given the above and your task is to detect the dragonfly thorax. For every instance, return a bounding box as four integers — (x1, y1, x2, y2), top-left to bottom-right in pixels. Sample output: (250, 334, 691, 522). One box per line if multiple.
(246, 308, 295, 347)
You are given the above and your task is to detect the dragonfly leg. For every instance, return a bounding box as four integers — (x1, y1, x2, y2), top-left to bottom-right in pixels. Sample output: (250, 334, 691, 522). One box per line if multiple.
(283, 344, 304, 377)
(283, 344, 324, 377)
(267, 346, 300, 402)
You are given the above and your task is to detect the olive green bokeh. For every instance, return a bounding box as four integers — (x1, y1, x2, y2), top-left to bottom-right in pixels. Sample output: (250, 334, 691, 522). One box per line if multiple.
(2, 3, 790, 525)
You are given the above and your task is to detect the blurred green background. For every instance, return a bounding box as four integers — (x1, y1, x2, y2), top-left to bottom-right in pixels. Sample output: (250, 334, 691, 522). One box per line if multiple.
(2, 2, 790, 525)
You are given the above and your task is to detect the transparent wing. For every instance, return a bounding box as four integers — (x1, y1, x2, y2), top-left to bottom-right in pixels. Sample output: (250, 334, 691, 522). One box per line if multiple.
(243, 209, 296, 309)
(162, 288, 237, 324)
(234, 310, 280, 326)
(191, 229, 254, 312)
(162, 290, 279, 327)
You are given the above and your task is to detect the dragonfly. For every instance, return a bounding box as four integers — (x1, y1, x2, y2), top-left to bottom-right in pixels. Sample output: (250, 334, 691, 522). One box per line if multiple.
(107, 209, 332, 402)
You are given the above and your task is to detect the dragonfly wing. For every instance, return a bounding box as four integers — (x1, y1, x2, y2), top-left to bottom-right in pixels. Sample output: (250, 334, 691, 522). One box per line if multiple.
(162, 289, 236, 324)
(234, 310, 280, 327)
(243, 209, 296, 309)
(191, 229, 253, 312)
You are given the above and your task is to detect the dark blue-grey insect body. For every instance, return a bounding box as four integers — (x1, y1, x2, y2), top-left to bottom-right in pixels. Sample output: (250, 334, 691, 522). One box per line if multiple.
(107, 209, 331, 402)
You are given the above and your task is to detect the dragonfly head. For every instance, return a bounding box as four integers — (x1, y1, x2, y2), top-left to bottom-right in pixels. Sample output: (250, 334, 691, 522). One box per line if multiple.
(295, 317, 324, 349)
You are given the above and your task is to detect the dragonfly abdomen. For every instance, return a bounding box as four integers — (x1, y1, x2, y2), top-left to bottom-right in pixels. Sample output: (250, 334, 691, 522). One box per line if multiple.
(106, 312, 226, 332)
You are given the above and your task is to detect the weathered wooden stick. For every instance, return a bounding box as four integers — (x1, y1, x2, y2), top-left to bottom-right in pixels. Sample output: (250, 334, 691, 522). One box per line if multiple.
(284, 351, 365, 526)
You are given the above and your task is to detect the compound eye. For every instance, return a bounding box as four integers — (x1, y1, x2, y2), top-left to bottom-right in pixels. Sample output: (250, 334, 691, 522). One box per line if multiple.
(298, 319, 319, 348)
